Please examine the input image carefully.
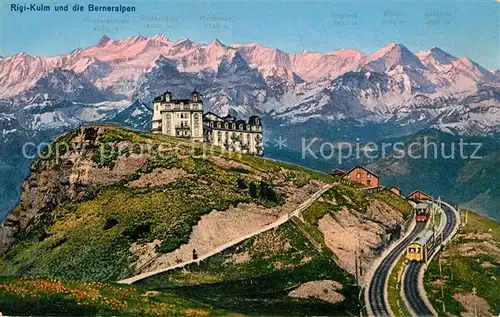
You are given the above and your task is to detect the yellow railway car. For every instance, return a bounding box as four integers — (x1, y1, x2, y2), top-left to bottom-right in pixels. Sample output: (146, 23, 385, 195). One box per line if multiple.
(406, 230, 435, 262)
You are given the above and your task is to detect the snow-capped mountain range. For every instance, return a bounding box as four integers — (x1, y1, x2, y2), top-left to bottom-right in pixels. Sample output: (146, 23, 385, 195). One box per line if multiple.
(1, 34, 498, 135)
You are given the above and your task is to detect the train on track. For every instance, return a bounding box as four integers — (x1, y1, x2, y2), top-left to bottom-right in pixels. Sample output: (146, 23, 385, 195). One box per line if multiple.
(414, 202, 430, 222)
(406, 230, 436, 262)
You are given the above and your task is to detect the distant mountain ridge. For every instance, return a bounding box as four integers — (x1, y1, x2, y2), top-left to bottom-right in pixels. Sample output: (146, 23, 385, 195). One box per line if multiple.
(1, 34, 498, 135)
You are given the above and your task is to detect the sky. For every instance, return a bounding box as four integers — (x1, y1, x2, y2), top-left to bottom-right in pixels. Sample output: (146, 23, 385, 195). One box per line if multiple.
(1, 0, 499, 70)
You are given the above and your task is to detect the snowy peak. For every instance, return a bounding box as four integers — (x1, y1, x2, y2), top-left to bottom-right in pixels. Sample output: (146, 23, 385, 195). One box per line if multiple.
(416, 47, 458, 72)
(451, 57, 497, 81)
(204, 39, 228, 58)
(328, 48, 366, 59)
(97, 35, 112, 47)
(173, 38, 195, 48)
(233, 42, 291, 69)
(416, 47, 458, 64)
(207, 39, 224, 48)
(366, 43, 425, 72)
(151, 34, 170, 43)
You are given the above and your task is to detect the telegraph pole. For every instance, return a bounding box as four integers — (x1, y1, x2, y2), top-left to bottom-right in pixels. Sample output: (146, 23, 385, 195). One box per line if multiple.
(439, 254, 446, 313)
(358, 230, 363, 278)
(354, 250, 359, 285)
(472, 287, 478, 317)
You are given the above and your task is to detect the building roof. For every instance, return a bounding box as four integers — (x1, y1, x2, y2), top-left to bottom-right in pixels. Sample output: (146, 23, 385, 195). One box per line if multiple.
(171, 99, 191, 104)
(223, 114, 236, 122)
(407, 190, 430, 198)
(329, 168, 345, 175)
(248, 115, 261, 125)
(153, 91, 202, 104)
(343, 165, 379, 178)
(203, 112, 224, 120)
(390, 185, 401, 190)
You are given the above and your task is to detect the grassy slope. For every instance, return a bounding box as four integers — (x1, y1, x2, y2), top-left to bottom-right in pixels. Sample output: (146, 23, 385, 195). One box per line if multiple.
(136, 181, 412, 316)
(371, 189, 412, 220)
(0, 277, 234, 316)
(387, 255, 412, 317)
(137, 222, 361, 316)
(0, 127, 332, 282)
(424, 210, 500, 315)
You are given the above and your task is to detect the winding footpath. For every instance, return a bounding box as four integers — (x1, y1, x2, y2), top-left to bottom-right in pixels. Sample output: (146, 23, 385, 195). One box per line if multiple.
(118, 183, 333, 285)
(403, 201, 460, 316)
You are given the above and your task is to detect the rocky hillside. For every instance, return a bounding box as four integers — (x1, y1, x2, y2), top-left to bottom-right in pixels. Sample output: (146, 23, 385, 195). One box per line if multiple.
(136, 186, 412, 316)
(0, 126, 412, 315)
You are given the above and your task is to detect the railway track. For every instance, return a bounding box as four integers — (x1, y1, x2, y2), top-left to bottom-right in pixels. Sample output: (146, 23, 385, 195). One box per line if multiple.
(403, 201, 459, 316)
(367, 221, 427, 316)
(403, 261, 432, 316)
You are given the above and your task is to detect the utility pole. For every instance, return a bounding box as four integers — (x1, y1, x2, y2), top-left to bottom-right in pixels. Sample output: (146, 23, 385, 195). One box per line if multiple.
(432, 200, 436, 233)
(358, 286, 365, 317)
(472, 287, 478, 317)
(439, 254, 446, 313)
(358, 230, 363, 277)
(354, 250, 359, 285)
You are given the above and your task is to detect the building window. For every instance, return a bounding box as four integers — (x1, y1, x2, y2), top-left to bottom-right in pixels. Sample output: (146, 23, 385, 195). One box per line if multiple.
(367, 179, 371, 185)
(367, 174, 371, 179)
(357, 173, 361, 179)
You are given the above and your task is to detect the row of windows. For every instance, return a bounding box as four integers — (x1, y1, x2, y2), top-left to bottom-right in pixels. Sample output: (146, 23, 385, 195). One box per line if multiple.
(207, 121, 261, 131)
(155, 104, 202, 111)
(216, 131, 252, 140)
(355, 172, 372, 179)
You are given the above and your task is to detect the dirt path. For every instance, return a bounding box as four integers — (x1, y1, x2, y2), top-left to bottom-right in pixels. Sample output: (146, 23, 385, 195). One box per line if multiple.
(117, 183, 333, 284)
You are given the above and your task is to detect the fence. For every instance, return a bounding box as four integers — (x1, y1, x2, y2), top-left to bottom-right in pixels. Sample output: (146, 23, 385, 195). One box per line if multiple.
(360, 186, 385, 194)
(339, 178, 353, 186)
